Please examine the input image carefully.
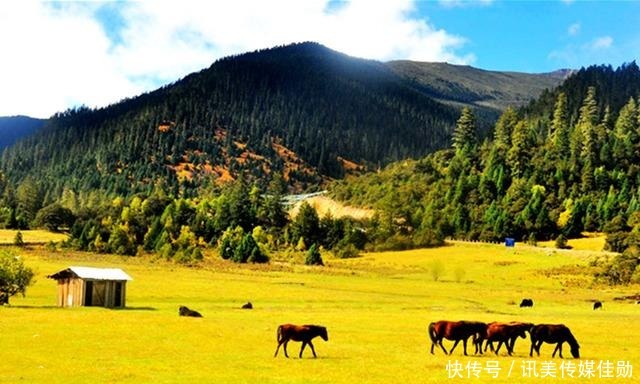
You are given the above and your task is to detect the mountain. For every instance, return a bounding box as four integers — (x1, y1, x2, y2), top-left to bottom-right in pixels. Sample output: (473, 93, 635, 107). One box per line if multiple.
(0, 42, 562, 199)
(387, 61, 567, 113)
(0, 116, 45, 149)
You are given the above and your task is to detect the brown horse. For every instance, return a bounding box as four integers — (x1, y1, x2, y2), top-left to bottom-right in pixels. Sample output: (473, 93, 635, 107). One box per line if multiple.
(429, 320, 487, 355)
(274, 324, 329, 358)
(484, 322, 533, 355)
(529, 324, 580, 358)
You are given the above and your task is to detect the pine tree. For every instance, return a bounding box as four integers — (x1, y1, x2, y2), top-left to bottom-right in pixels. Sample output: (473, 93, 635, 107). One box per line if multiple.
(494, 107, 518, 148)
(305, 243, 324, 266)
(550, 92, 570, 157)
(452, 107, 477, 154)
(507, 121, 530, 177)
(613, 97, 638, 165)
(577, 87, 599, 165)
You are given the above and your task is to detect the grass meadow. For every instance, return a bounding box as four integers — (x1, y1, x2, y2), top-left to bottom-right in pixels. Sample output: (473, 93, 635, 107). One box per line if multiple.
(1, 241, 639, 383)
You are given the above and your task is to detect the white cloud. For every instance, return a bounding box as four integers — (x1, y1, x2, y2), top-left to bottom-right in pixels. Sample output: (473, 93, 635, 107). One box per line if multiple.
(548, 35, 617, 68)
(0, 0, 474, 118)
(590, 36, 613, 50)
(568, 22, 580, 36)
(439, 0, 494, 8)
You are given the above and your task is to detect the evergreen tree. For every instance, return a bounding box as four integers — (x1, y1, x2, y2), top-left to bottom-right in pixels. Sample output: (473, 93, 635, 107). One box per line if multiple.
(452, 107, 477, 153)
(494, 107, 518, 148)
(550, 92, 570, 157)
(305, 243, 324, 266)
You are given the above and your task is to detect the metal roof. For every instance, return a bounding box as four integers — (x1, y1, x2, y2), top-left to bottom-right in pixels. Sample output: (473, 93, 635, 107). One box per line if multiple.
(48, 266, 132, 281)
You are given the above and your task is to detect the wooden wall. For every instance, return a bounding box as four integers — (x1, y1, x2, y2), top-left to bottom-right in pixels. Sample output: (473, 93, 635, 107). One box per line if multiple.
(55, 279, 127, 308)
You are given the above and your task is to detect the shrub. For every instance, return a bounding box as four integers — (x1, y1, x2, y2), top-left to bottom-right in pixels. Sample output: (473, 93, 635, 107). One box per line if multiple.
(333, 243, 360, 259)
(555, 234, 570, 249)
(305, 244, 324, 266)
(430, 260, 445, 281)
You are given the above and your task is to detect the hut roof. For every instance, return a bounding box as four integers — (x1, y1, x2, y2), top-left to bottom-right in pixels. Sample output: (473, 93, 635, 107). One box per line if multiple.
(48, 266, 133, 281)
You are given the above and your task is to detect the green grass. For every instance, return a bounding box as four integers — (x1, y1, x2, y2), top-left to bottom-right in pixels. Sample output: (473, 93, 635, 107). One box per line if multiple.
(1, 242, 639, 383)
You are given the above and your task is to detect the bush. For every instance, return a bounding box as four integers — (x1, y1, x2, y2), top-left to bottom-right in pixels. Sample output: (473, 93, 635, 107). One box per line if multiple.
(596, 246, 640, 285)
(333, 243, 360, 259)
(429, 260, 445, 281)
(305, 244, 324, 266)
(555, 234, 570, 249)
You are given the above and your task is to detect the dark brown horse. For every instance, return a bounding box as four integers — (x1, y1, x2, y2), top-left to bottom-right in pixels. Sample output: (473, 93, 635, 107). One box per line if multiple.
(429, 320, 487, 355)
(529, 324, 580, 358)
(274, 324, 328, 358)
(484, 322, 533, 355)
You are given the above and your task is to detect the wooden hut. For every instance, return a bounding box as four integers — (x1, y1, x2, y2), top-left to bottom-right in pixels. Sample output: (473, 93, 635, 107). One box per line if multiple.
(48, 266, 132, 308)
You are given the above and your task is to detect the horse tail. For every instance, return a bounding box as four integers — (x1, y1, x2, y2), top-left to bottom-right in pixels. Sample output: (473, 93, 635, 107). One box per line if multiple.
(428, 322, 438, 344)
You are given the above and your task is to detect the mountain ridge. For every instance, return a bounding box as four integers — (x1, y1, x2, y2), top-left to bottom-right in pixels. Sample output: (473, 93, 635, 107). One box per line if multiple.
(0, 42, 566, 198)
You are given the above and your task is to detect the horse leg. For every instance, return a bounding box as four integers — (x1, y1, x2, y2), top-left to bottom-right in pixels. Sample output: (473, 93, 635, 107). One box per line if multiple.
(507, 337, 516, 356)
(462, 339, 468, 356)
(308, 341, 317, 358)
(283, 341, 290, 358)
(530, 340, 540, 357)
(299, 341, 307, 358)
(274, 341, 283, 357)
(495, 341, 503, 355)
(439, 340, 448, 355)
(449, 340, 460, 355)
(552, 342, 563, 358)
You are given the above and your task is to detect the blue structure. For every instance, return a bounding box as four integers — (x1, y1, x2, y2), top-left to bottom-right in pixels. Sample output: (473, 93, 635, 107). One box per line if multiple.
(505, 238, 515, 247)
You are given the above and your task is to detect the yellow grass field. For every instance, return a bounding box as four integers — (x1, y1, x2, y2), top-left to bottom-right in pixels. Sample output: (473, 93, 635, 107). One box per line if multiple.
(0, 229, 68, 245)
(1, 242, 639, 383)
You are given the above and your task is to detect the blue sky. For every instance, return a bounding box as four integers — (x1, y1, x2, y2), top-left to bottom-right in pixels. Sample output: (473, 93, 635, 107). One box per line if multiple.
(1, 0, 639, 118)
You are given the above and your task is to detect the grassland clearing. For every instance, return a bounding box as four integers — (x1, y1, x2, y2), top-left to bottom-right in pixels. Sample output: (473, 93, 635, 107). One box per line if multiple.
(0, 229, 68, 245)
(1, 242, 639, 383)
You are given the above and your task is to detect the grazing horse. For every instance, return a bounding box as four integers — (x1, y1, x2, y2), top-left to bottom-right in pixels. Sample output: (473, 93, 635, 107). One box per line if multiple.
(429, 320, 487, 356)
(178, 305, 203, 317)
(593, 301, 602, 310)
(529, 324, 580, 358)
(485, 322, 533, 355)
(274, 324, 328, 358)
(520, 298, 534, 307)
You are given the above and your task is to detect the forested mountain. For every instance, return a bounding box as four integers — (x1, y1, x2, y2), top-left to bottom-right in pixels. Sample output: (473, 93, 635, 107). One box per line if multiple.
(332, 62, 640, 283)
(0, 42, 461, 199)
(388, 61, 568, 113)
(0, 42, 561, 201)
(0, 116, 45, 149)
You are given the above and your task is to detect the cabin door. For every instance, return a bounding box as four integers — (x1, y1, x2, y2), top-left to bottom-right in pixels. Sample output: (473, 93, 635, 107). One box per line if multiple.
(84, 281, 93, 306)
(92, 282, 106, 306)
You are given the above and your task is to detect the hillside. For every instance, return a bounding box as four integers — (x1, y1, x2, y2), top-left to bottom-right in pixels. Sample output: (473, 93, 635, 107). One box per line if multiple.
(331, 62, 640, 265)
(388, 61, 567, 112)
(0, 42, 561, 198)
(0, 115, 45, 149)
(0, 42, 458, 197)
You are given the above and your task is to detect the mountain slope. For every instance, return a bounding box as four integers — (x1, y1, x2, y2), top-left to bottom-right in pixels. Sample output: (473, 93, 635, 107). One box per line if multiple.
(0, 116, 45, 149)
(387, 61, 567, 112)
(0, 42, 563, 198)
(331, 62, 640, 250)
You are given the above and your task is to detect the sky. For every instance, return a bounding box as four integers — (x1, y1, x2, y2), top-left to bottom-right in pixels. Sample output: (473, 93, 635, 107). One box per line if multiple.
(1, 0, 639, 118)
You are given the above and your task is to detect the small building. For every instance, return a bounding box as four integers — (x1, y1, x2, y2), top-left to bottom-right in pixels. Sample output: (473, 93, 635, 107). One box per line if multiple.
(48, 266, 132, 308)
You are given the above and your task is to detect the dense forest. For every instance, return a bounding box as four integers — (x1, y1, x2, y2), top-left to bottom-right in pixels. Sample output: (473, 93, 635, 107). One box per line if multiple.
(332, 62, 640, 284)
(0, 42, 467, 199)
